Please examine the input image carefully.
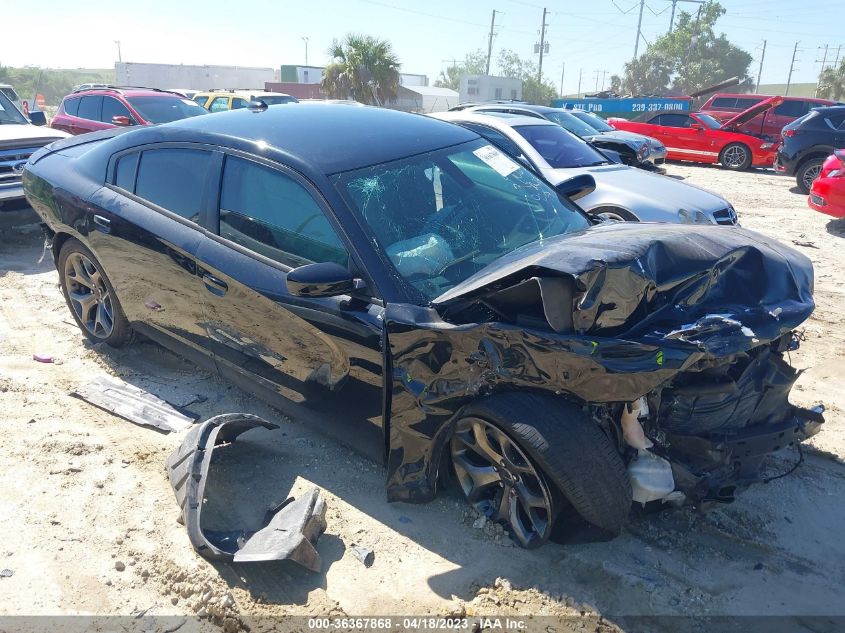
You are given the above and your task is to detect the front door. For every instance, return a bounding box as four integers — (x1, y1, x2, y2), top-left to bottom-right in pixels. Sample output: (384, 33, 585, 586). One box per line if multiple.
(193, 153, 386, 460)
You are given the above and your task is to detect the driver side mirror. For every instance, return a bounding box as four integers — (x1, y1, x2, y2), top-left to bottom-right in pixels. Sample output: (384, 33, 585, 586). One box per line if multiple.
(286, 262, 355, 298)
(111, 115, 132, 126)
(555, 174, 596, 201)
(28, 111, 47, 126)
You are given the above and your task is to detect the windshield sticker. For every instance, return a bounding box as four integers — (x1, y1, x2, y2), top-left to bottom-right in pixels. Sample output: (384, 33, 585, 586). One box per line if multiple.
(473, 145, 519, 177)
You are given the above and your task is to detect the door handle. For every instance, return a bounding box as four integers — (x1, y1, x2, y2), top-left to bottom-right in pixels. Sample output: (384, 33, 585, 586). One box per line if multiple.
(202, 273, 228, 296)
(93, 215, 111, 233)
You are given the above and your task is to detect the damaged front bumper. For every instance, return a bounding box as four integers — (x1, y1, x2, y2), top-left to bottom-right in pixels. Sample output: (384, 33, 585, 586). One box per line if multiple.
(663, 406, 824, 503)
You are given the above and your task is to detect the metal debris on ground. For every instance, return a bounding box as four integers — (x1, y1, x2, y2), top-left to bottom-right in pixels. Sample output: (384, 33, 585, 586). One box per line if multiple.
(0, 569, 13, 578)
(350, 545, 374, 567)
(71, 375, 196, 433)
(166, 413, 328, 571)
(32, 353, 54, 363)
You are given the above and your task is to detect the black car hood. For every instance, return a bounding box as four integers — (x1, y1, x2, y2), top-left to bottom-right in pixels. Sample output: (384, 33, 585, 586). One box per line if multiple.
(434, 223, 814, 357)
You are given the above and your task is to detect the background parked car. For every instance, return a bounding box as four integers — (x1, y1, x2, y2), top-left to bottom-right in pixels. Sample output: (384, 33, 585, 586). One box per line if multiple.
(808, 150, 845, 217)
(462, 103, 664, 171)
(50, 86, 207, 135)
(565, 108, 668, 169)
(434, 111, 738, 225)
(0, 83, 24, 113)
(193, 89, 298, 111)
(700, 93, 837, 139)
(609, 97, 782, 171)
(776, 105, 845, 193)
(0, 89, 70, 211)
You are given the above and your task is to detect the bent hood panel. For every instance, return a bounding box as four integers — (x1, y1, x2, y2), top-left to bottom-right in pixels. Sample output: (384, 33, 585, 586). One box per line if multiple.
(434, 223, 813, 354)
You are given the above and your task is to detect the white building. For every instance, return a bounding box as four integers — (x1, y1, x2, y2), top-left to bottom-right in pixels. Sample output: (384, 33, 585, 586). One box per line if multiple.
(279, 65, 429, 88)
(115, 62, 275, 90)
(388, 85, 459, 113)
(459, 75, 522, 104)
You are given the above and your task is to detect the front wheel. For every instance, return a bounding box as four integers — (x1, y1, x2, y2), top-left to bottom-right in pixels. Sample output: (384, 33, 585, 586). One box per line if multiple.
(796, 158, 824, 194)
(451, 393, 632, 547)
(720, 143, 752, 171)
(58, 238, 132, 347)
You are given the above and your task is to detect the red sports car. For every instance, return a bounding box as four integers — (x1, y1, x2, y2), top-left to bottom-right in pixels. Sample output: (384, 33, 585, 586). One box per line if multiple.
(809, 150, 845, 218)
(608, 96, 783, 171)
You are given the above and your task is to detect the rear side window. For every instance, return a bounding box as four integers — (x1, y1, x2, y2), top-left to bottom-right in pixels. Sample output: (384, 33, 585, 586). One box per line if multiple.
(774, 100, 810, 118)
(825, 113, 845, 129)
(710, 97, 736, 109)
(232, 98, 249, 109)
(219, 155, 348, 267)
(653, 114, 691, 127)
(134, 149, 212, 222)
(194, 95, 209, 108)
(734, 98, 761, 110)
(77, 95, 102, 120)
(114, 153, 139, 191)
(63, 97, 80, 116)
(209, 97, 229, 112)
(101, 97, 131, 123)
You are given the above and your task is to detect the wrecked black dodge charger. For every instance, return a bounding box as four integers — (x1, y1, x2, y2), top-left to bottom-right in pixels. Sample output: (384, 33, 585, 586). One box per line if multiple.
(23, 103, 822, 548)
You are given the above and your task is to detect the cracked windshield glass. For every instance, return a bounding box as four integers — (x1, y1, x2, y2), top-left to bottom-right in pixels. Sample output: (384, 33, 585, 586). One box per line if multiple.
(333, 140, 589, 300)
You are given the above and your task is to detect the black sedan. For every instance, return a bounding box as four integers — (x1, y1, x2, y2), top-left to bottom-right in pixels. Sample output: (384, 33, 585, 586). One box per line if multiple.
(24, 103, 822, 548)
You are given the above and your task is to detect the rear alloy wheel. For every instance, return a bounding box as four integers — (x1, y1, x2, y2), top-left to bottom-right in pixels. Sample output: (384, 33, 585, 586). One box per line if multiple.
(58, 239, 131, 347)
(797, 159, 824, 194)
(720, 143, 752, 171)
(451, 416, 555, 548)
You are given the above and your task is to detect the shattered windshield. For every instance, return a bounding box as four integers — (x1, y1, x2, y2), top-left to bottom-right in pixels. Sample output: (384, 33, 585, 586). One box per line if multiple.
(332, 140, 590, 301)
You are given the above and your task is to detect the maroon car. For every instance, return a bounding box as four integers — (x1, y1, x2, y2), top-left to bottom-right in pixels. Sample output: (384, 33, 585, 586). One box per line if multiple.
(50, 86, 207, 135)
(700, 93, 836, 140)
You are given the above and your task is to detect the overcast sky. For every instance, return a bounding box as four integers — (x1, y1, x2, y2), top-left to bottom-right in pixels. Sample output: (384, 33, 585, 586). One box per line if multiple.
(3, 0, 842, 94)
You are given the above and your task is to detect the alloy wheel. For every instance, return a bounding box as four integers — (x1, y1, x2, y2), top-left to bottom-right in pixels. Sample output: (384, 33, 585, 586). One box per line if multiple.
(723, 145, 747, 168)
(63, 252, 115, 339)
(802, 164, 822, 192)
(451, 417, 554, 548)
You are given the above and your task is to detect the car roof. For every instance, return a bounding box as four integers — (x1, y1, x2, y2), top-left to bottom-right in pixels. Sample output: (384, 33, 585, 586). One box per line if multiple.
(435, 111, 557, 128)
(470, 103, 557, 114)
(67, 88, 183, 99)
(155, 102, 479, 174)
(707, 92, 834, 103)
(197, 90, 293, 98)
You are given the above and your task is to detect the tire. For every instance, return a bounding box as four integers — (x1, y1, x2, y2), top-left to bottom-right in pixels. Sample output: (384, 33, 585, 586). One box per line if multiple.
(58, 238, 132, 347)
(719, 143, 752, 171)
(454, 393, 632, 543)
(796, 158, 824, 194)
(590, 206, 639, 222)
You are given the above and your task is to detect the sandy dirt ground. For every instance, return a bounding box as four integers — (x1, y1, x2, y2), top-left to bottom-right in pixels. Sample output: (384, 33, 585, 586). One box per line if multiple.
(1, 162, 845, 632)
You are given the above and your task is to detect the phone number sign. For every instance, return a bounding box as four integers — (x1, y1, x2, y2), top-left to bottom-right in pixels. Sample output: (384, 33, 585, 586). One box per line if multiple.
(551, 98, 690, 113)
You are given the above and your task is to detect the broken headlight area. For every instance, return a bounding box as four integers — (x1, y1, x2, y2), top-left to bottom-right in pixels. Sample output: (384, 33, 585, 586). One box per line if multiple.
(166, 414, 328, 571)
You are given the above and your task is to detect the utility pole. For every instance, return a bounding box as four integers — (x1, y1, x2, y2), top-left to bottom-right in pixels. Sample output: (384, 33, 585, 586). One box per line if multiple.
(755, 40, 766, 94)
(786, 41, 800, 96)
(601, 70, 608, 91)
(633, 0, 645, 59)
(594, 70, 601, 92)
(302, 37, 309, 66)
(833, 45, 842, 69)
(559, 62, 565, 97)
(577, 68, 583, 96)
(537, 7, 548, 83)
(114, 40, 122, 63)
(666, 0, 704, 33)
(816, 44, 829, 97)
(485, 10, 497, 75)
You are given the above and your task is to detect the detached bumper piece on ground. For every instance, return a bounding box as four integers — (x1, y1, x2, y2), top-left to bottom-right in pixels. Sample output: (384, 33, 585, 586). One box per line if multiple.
(166, 414, 328, 572)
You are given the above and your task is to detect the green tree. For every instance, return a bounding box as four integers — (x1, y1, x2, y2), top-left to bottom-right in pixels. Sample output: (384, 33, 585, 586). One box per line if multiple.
(818, 59, 845, 101)
(434, 49, 487, 90)
(496, 49, 558, 105)
(617, 1, 752, 96)
(321, 34, 401, 105)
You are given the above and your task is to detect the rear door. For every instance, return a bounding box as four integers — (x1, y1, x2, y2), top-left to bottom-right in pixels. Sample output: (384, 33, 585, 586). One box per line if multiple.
(193, 152, 386, 459)
(85, 145, 215, 359)
(73, 95, 110, 134)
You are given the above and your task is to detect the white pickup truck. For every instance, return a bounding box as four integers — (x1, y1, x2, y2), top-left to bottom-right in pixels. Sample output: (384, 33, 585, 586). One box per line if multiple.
(0, 89, 70, 211)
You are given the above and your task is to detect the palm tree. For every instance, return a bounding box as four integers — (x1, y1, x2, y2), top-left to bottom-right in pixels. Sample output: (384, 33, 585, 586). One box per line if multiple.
(321, 34, 401, 106)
